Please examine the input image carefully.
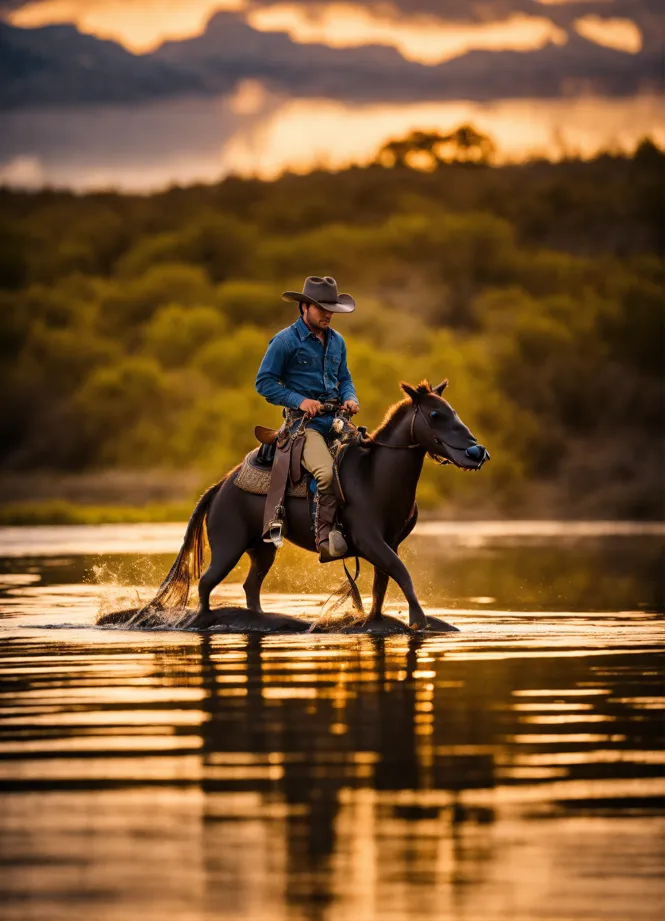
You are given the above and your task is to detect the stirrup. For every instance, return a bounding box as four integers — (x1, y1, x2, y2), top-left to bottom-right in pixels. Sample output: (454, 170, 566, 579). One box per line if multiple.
(319, 528, 348, 562)
(329, 528, 348, 557)
(263, 521, 284, 548)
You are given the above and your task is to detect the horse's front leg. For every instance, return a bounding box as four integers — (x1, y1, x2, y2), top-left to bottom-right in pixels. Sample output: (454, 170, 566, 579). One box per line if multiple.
(355, 536, 427, 629)
(368, 509, 418, 622)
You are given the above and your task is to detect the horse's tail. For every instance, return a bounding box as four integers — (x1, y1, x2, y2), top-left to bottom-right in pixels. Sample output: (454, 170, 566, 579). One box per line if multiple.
(141, 478, 225, 616)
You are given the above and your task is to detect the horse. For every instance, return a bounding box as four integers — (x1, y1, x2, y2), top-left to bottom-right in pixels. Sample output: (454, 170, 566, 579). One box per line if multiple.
(100, 379, 489, 633)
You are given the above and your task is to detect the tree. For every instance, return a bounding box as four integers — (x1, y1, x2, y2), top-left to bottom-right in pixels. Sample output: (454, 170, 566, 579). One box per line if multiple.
(376, 124, 496, 170)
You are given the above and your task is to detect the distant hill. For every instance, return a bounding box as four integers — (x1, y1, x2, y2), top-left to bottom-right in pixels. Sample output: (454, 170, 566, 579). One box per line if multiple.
(0, 12, 661, 108)
(0, 21, 203, 106)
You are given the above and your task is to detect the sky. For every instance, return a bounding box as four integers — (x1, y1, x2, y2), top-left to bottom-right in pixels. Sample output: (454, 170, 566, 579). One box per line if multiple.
(1, 0, 662, 189)
(1, 0, 654, 58)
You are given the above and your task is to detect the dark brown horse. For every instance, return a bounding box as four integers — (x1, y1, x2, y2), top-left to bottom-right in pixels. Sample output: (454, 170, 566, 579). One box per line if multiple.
(102, 380, 488, 632)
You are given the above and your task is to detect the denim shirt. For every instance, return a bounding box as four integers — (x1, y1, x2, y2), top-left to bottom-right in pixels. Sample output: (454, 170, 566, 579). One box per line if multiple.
(255, 317, 358, 435)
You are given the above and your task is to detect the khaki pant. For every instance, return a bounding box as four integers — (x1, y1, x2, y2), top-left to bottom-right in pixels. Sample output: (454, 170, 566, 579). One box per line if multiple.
(302, 429, 334, 494)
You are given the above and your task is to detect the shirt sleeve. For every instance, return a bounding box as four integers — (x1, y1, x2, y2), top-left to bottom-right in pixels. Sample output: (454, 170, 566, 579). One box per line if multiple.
(255, 334, 307, 411)
(338, 339, 358, 404)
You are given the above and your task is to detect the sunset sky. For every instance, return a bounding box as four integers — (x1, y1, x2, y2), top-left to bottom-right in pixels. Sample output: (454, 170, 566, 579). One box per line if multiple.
(2, 0, 650, 57)
(1, 0, 662, 189)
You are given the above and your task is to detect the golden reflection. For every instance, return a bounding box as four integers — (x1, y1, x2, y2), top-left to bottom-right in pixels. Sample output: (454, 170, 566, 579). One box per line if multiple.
(519, 714, 614, 723)
(515, 750, 665, 765)
(0, 754, 203, 782)
(0, 708, 205, 726)
(509, 733, 627, 743)
(513, 688, 610, 696)
(496, 766, 569, 779)
(0, 734, 202, 754)
(512, 702, 595, 710)
(248, 3, 567, 65)
(262, 687, 317, 698)
(2, 621, 664, 921)
(8, 0, 246, 52)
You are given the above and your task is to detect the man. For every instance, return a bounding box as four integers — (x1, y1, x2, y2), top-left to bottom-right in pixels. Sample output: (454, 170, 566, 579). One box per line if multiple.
(256, 276, 360, 561)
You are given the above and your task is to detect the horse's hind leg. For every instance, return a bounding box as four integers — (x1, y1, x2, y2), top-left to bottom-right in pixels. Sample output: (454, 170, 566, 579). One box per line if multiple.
(369, 568, 389, 619)
(197, 542, 246, 615)
(243, 542, 276, 613)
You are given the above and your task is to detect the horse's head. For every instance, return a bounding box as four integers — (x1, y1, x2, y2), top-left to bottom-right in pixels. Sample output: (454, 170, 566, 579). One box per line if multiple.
(400, 380, 490, 471)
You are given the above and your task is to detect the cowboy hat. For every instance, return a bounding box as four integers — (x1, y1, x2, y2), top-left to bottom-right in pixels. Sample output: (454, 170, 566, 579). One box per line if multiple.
(282, 276, 355, 314)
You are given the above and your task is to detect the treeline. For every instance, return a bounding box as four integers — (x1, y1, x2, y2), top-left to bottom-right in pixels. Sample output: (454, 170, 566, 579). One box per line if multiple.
(1, 143, 663, 517)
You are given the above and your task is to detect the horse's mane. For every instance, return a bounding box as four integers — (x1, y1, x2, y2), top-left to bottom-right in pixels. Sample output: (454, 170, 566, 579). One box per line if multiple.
(371, 380, 432, 440)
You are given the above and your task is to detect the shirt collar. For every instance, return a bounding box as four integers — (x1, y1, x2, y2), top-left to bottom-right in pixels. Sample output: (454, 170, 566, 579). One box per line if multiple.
(294, 316, 336, 342)
(295, 316, 314, 341)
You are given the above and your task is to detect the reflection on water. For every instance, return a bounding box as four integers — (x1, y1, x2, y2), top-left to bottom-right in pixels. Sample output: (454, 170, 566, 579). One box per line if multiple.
(1, 90, 664, 190)
(0, 524, 663, 920)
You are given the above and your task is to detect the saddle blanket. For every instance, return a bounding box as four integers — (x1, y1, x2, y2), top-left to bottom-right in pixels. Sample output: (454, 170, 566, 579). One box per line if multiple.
(234, 448, 309, 498)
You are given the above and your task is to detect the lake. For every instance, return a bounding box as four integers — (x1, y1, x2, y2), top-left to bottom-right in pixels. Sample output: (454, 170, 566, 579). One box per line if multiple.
(0, 521, 663, 921)
(1, 90, 664, 191)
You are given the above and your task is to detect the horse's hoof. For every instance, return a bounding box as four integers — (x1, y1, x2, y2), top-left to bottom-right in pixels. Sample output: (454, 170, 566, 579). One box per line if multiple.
(424, 615, 460, 633)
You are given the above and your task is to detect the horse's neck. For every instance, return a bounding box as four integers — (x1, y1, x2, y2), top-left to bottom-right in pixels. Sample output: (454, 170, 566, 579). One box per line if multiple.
(370, 417, 425, 512)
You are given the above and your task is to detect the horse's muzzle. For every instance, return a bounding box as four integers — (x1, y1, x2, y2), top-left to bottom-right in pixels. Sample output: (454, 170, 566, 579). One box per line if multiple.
(465, 444, 490, 463)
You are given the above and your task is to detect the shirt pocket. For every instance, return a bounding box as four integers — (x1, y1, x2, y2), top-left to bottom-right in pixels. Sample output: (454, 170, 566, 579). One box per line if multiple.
(327, 355, 341, 379)
(326, 342, 343, 376)
(295, 349, 315, 366)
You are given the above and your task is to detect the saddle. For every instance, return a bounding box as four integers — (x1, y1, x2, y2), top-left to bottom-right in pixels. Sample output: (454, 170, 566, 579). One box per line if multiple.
(234, 447, 310, 499)
(261, 425, 307, 546)
(231, 419, 310, 546)
(235, 410, 365, 547)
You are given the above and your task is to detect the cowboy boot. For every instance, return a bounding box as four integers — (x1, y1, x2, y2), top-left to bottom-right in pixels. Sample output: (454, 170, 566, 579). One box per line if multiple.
(315, 493, 348, 562)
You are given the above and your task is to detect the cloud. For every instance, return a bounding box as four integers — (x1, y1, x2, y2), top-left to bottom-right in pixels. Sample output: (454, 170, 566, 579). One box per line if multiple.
(1, 5, 660, 109)
(242, 0, 663, 52)
(246, 3, 568, 65)
(574, 14, 642, 52)
(0, 153, 46, 187)
(5, 0, 247, 51)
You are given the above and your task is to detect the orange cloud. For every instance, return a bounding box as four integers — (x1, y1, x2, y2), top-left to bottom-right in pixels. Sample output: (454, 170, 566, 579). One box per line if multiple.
(574, 15, 642, 53)
(8, 0, 247, 52)
(247, 3, 568, 64)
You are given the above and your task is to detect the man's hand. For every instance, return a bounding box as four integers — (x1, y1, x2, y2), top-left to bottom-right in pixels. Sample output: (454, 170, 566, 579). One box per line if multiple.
(343, 400, 360, 415)
(299, 398, 323, 418)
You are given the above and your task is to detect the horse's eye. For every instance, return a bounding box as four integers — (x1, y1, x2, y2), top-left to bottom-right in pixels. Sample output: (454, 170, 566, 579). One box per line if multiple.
(430, 411, 439, 419)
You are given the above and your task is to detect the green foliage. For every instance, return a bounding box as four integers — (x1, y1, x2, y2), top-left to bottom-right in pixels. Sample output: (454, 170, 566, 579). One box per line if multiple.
(98, 263, 215, 338)
(1, 147, 662, 516)
(143, 305, 227, 367)
(197, 326, 267, 387)
(116, 214, 257, 282)
(215, 280, 280, 326)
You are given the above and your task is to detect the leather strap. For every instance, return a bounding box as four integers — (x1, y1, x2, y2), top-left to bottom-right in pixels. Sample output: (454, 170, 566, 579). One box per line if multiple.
(332, 442, 350, 507)
(290, 433, 306, 485)
(262, 440, 292, 537)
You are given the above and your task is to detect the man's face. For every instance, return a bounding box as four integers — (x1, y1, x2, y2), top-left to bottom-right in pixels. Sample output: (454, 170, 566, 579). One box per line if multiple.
(303, 303, 334, 332)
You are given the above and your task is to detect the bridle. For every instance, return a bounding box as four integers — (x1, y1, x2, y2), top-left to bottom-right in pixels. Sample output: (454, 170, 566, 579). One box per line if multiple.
(369, 402, 455, 466)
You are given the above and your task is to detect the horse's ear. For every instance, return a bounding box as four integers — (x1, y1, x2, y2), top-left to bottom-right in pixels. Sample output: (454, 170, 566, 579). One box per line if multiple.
(400, 381, 419, 402)
(433, 379, 449, 395)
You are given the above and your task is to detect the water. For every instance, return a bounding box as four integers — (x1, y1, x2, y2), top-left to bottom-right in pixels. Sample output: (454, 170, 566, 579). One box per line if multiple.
(0, 522, 663, 921)
(1, 91, 664, 191)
